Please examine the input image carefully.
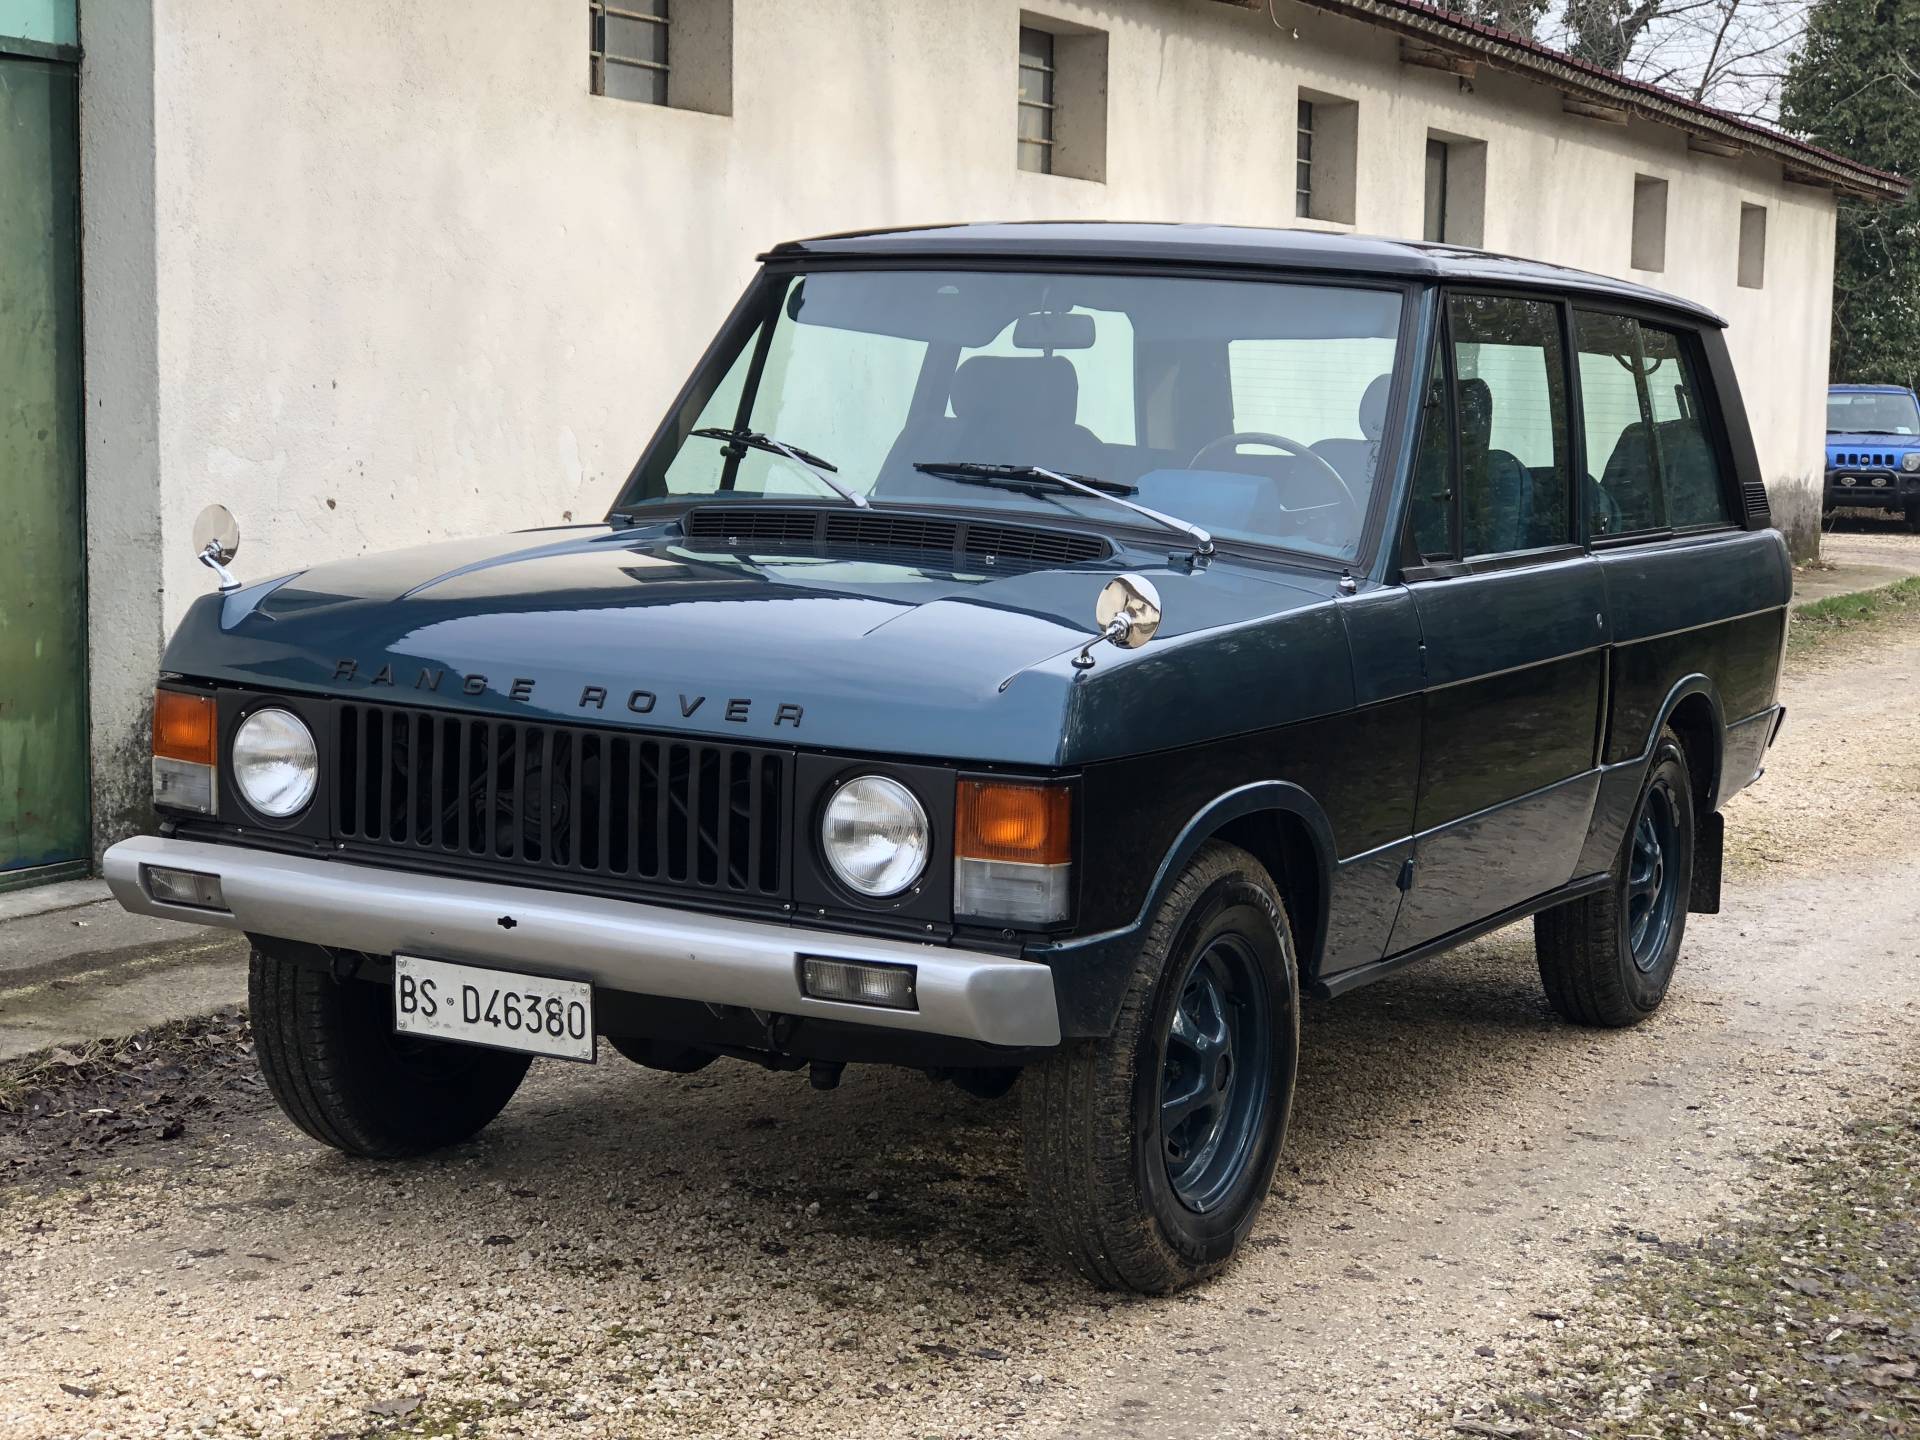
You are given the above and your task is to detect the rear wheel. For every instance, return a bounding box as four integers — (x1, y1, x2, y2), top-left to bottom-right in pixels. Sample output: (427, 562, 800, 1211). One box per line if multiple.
(1021, 842, 1298, 1293)
(1534, 728, 1695, 1027)
(249, 944, 530, 1158)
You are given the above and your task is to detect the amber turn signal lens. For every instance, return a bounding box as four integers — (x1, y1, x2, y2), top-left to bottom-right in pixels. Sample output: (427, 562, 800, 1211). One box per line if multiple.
(955, 780, 1071, 865)
(152, 690, 216, 765)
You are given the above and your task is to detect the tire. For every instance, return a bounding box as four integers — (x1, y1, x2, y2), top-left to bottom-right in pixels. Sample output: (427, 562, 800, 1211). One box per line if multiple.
(1904, 504, 1920, 534)
(1534, 728, 1694, 1027)
(1021, 842, 1300, 1294)
(249, 944, 531, 1158)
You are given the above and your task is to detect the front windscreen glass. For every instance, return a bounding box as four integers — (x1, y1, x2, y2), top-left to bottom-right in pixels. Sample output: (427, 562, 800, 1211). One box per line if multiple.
(1827, 390, 1920, 435)
(621, 269, 1407, 562)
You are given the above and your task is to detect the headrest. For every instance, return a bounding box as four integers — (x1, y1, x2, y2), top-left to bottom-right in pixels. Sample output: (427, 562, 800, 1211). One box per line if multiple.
(951, 355, 1080, 427)
(1457, 377, 1493, 449)
(1358, 374, 1392, 443)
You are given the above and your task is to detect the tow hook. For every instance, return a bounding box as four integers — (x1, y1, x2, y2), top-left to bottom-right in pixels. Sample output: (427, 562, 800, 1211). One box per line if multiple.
(809, 1060, 845, 1091)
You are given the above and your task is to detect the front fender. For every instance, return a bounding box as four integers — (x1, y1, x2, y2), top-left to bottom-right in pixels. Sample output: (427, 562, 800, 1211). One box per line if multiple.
(1035, 781, 1335, 1038)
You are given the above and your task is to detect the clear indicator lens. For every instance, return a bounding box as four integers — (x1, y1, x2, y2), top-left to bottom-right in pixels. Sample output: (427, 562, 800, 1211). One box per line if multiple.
(232, 708, 319, 818)
(143, 864, 227, 910)
(820, 775, 930, 897)
(801, 957, 917, 1010)
(152, 756, 216, 815)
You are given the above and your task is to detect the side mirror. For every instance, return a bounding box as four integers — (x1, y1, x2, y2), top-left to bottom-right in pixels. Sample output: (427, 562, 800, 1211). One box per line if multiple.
(1074, 573, 1162, 670)
(192, 504, 242, 592)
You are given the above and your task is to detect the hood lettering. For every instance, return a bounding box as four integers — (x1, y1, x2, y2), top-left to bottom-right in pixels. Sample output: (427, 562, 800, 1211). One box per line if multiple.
(326, 660, 802, 729)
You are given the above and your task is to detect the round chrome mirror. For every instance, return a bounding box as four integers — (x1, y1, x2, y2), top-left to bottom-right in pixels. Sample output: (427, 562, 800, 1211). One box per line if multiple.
(192, 504, 240, 564)
(1094, 573, 1162, 650)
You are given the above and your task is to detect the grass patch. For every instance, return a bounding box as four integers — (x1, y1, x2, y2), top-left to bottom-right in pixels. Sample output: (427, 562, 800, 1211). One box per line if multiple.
(1788, 576, 1920, 660)
(1440, 1102, 1920, 1438)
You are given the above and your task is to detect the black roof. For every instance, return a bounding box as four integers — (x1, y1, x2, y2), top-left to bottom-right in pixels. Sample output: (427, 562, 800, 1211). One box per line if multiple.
(766, 222, 1725, 327)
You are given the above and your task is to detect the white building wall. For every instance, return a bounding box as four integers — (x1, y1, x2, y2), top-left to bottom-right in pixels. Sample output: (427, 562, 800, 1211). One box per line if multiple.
(79, 0, 1839, 850)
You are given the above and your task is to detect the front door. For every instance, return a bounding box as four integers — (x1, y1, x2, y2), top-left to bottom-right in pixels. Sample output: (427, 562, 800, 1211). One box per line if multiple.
(1388, 292, 1605, 953)
(0, 43, 88, 885)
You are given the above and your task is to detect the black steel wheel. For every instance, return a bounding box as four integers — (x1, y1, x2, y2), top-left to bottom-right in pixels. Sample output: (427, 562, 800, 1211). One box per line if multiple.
(1022, 841, 1299, 1293)
(1535, 728, 1696, 1027)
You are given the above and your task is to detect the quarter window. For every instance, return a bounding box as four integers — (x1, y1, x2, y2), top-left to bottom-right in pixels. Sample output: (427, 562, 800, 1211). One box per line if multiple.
(1574, 312, 1731, 536)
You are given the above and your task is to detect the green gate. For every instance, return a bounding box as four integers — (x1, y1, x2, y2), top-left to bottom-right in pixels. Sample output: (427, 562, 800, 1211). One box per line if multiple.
(0, 2, 87, 889)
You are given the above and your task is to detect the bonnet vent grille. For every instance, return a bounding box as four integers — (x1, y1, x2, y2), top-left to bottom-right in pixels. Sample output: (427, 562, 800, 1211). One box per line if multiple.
(682, 506, 1109, 566)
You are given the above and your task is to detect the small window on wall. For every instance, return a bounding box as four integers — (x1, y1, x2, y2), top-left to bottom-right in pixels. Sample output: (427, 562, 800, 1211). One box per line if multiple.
(1574, 311, 1732, 537)
(590, 0, 731, 115)
(1016, 16, 1108, 182)
(1423, 133, 1487, 247)
(1738, 204, 1767, 289)
(1296, 91, 1357, 225)
(1631, 175, 1668, 272)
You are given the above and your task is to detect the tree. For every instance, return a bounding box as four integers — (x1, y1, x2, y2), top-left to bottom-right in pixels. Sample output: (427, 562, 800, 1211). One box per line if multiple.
(1781, 0, 1920, 389)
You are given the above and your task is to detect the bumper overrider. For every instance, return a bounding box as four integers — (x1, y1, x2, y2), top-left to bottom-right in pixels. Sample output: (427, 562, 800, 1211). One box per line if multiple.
(102, 835, 1062, 1048)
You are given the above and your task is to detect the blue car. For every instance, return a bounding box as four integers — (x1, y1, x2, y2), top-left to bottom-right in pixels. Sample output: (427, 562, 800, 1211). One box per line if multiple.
(1825, 383, 1920, 529)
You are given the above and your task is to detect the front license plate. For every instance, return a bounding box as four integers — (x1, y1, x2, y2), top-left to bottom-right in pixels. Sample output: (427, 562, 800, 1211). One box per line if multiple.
(393, 955, 595, 1062)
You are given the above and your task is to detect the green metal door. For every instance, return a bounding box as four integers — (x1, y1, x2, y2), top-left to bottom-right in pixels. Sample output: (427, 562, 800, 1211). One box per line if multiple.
(0, 47, 87, 887)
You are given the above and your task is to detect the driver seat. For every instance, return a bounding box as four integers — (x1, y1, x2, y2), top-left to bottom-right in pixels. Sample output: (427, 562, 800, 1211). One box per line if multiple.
(874, 354, 1102, 498)
(1310, 373, 1391, 489)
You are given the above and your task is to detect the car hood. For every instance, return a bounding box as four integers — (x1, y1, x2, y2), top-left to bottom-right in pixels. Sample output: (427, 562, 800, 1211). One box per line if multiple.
(1827, 431, 1920, 453)
(163, 521, 1349, 765)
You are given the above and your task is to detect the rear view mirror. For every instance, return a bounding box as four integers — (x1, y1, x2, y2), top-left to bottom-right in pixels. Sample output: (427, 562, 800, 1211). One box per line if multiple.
(1012, 311, 1096, 351)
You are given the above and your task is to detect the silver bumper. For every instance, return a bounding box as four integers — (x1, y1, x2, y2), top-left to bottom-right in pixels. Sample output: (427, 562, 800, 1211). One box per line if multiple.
(102, 836, 1060, 1048)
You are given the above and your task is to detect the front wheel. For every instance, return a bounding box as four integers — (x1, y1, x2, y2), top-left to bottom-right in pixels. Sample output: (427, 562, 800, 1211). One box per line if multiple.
(249, 943, 531, 1158)
(1904, 503, 1920, 534)
(1534, 728, 1695, 1027)
(1021, 842, 1299, 1293)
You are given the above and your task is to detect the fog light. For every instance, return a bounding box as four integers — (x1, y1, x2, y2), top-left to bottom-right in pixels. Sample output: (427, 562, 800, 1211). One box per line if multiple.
(152, 756, 215, 815)
(801, 957, 917, 1010)
(142, 864, 227, 910)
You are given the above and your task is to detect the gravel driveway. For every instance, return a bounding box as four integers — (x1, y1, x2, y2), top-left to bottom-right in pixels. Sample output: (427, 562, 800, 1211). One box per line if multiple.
(3, 611, 1918, 1440)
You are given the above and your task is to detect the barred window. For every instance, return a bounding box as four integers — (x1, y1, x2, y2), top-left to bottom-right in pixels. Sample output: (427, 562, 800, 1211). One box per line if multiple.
(591, 0, 669, 107)
(1295, 100, 1314, 219)
(1018, 27, 1055, 174)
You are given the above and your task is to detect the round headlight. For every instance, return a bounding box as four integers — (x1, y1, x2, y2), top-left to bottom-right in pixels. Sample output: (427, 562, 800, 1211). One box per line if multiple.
(820, 775, 929, 898)
(232, 708, 318, 818)
(1903, 451, 1920, 473)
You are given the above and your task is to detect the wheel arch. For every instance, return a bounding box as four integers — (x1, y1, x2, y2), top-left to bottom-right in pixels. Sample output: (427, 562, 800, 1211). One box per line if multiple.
(1640, 675, 1726, 814)
(1140, 782, 1335, 983)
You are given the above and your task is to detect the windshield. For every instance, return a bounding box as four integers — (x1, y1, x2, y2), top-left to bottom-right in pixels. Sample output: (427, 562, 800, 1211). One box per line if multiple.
(621, 269, 1408, 562)
(1828, 390, 1920, 435)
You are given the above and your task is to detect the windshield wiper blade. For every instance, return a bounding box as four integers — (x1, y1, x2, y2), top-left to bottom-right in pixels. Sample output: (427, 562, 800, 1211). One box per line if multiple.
(692, 427, 868, 509)
(914, 462, 1214, 558)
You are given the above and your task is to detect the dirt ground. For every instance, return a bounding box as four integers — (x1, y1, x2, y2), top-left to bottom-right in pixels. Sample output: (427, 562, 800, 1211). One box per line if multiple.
(3, 595, 1919, 1440)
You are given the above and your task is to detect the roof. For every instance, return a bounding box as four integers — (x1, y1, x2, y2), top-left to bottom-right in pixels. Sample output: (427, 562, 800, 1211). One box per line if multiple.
(1224, 0, 1906, 202)
(768, 222, 1726, 325)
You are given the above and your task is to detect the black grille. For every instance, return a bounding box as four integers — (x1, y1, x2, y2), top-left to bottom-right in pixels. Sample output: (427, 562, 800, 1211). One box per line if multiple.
(1740, 476, 1772, 528)
(1833, 450, 1896, 468)
(334, 704, 788, 899)
(682, 506, 1107, 567)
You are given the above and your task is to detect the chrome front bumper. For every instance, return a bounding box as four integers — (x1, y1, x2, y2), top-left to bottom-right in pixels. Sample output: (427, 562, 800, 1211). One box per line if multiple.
(102, 836, 1061, 1048)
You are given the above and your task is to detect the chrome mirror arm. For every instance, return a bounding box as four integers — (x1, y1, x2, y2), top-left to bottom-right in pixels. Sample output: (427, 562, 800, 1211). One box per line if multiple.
(1072, 615, 1132, 670)
(198, 539, 241, 593)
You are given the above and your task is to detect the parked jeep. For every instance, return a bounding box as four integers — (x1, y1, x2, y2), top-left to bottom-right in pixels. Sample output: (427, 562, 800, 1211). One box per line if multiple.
(1823, 382, 1920, 529)
(107, 224, 1787, 1293)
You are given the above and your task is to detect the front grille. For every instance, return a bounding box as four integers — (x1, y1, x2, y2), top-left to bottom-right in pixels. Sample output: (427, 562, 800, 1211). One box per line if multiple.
(1832, 450, 1897, 468)
(334, 704, 789, 900)
(683, 505, 1108, 567)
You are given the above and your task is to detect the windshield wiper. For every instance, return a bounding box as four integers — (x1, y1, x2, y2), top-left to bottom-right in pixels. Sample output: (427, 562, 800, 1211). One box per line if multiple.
(691, 427, 868, 509)
(913, 461, 1214, 558)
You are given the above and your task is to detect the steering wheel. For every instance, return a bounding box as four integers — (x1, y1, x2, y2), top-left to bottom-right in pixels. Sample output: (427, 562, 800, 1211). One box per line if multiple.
(1187, 431, 1363, 530)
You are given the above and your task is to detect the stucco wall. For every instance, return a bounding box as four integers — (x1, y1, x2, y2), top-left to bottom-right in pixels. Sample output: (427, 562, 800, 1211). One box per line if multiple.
(80, 0, 1839, 849)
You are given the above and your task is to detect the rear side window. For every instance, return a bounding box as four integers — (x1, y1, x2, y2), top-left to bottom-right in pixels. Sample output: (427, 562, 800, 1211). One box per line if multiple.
(1574, 311, 1732, 536)
(1447, 294, 1573, 557)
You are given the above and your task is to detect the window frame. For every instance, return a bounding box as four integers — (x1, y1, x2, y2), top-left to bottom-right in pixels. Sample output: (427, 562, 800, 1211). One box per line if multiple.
(1398, 286, 1583, 581)
(1295, 100, 1315, 219)
(1572, 305, 1742, 550)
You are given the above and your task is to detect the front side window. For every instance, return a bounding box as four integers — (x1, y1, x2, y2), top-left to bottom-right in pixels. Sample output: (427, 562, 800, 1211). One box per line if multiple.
(623, 270, 1408, 563)
(1576, 312, 1731, 536)
(1447, 294, 1572, 557)
(1827, 389, 1920, 435)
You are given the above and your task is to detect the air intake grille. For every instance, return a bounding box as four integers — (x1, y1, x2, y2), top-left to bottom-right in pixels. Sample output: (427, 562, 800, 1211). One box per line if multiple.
(1832, 450, 1896, 469)
(1740, 477, 1772, 529)
(334, 704, 789, 900)
(683, 506, 1108, 566)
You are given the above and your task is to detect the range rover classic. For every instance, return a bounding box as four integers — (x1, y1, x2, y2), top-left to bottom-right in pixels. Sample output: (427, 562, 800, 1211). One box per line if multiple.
(106, 224, 1788, 1293)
